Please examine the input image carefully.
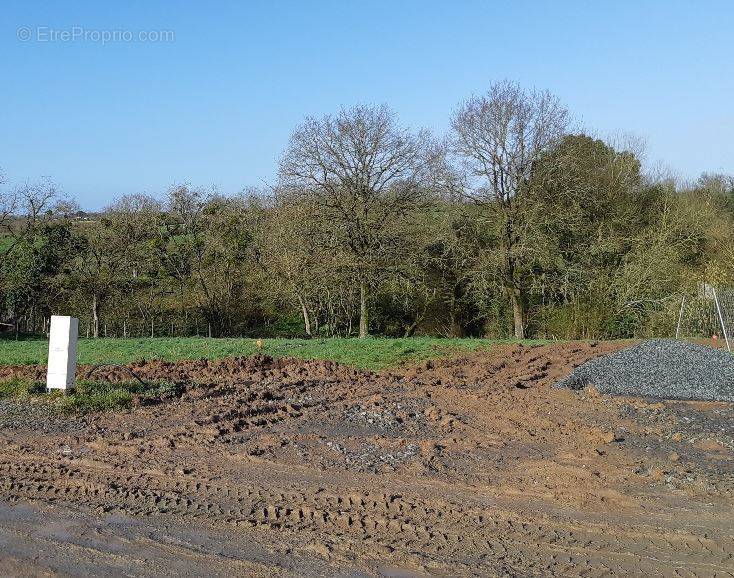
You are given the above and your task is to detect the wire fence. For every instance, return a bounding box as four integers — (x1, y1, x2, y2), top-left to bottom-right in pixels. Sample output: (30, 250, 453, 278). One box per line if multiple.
(676, 284, 734, 351)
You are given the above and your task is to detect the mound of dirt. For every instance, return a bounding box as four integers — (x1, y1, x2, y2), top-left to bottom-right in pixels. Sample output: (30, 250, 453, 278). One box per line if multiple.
(401, 340, 617, 393)
(557, 338, 734, 401)
(0, 354, 373, 386)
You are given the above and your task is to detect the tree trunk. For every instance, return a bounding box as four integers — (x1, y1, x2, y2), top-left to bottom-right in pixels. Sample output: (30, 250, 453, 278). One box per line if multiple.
(449, 288, 465, 337)
(298, 295, 312, 336)
(403, 321, 418, 338)
(359, 279, 369, 338)
(92, 295, 100, 338)
(450, 315, 464, 338)
(511, 290, 524, 340)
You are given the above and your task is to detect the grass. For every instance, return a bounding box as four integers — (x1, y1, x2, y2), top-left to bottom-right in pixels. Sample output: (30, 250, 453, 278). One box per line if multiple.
(56, 383, 134, 414)
(0, 336, 550, 371)
(55, 380, 185, 414)
(0, 376, 46, 399)
(0, 376, 184, 415)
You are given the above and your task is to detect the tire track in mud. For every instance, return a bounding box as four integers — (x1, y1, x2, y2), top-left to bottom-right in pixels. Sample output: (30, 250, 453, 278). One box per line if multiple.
(1, 457, 732, 576)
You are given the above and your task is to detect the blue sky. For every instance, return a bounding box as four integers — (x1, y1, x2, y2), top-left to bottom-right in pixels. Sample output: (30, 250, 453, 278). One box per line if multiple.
(1, 0, 732, 210)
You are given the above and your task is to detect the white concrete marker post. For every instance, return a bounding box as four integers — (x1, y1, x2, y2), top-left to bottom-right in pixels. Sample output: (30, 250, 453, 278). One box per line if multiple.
(46, 316, 79, 391)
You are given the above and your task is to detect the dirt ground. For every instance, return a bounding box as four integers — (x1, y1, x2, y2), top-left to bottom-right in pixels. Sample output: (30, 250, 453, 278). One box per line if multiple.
(0, 341, 733, 577)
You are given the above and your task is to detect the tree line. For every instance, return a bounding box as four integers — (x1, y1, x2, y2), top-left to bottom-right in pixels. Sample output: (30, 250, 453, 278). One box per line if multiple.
(2, 81, 733, 340)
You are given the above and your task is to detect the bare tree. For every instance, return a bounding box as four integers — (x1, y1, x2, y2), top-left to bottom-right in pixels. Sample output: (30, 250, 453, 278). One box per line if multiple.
(0, 178, 60, 268)
(279, 104, 434, 337)
(0, 169, 15, 235)
(451, 81, 569, 338)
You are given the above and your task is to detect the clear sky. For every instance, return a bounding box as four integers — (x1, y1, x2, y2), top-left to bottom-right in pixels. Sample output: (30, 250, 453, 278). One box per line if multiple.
(1, 0, 732, 210)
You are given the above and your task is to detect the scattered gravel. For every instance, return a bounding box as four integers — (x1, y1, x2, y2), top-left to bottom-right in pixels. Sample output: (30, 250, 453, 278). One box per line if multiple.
(325, 440, 420, 472)
(0, 400, 86, 433)
(556, 339, 734, 402)
(344, 404, 402, 430)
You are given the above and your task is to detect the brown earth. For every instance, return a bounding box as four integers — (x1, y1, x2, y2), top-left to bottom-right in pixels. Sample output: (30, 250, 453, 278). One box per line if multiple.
(0, 341, 733, 577)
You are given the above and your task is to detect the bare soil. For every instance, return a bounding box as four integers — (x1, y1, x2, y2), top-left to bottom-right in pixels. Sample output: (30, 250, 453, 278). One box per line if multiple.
(1, 341, 733, 577)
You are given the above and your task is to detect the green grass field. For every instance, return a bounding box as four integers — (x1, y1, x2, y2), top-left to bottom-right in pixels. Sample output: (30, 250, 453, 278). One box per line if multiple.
(0, 336, 549, 370)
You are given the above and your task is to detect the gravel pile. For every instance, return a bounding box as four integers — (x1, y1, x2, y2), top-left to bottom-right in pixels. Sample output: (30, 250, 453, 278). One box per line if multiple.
(557, 339, 734, 402)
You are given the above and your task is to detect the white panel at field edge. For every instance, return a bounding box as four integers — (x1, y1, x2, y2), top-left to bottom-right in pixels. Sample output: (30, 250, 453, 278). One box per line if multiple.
(46, 316, 79, 390)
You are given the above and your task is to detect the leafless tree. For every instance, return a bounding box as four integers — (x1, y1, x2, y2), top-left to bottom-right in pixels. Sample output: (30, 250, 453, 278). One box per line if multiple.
(0, 178, 60, 263)
(279, 104, 435, 337)
(451, 81, 569, 338)
(0, 170, 16, 242)
(17, 179, 58, 227)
